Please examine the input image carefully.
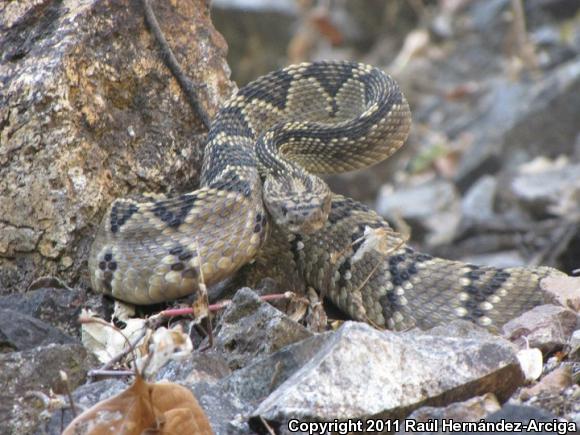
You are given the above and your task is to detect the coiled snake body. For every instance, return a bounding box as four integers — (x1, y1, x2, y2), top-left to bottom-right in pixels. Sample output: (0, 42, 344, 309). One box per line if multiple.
(90, 61, 560, 330)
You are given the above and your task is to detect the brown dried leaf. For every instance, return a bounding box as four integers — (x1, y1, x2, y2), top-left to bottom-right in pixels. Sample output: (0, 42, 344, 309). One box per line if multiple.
(311, 12, 343, 46)
(150, 381, 213, 434)
(63, 376, 212, 434)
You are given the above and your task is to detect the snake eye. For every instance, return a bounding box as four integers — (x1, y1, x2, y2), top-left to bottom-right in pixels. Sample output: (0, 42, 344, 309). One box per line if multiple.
(281, 206, 288, 215)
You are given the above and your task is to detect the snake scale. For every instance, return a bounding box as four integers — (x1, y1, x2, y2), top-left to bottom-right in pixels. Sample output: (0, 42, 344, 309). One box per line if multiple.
(89, 61, 563, 331)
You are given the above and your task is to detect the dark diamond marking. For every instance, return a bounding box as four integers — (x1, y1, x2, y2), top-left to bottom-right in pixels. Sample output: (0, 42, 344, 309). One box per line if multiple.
(171, 262, 185, 271)
(473, 293, 487, 302)
(465, 285, 479, 294)
(179, 252, 194, 261)
(152, 195, 198, 229)
(110, 203, 138, 233)
(209, 172, 252, 197)
(465, 300, 477, 309)
(302, 62, 356, 98)
(169, 246, 183, 255)
(182, 268, 198, 279)
(207, 106, 253, 142)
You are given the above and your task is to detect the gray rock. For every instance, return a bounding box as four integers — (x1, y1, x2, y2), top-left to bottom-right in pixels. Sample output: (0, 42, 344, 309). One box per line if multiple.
(461, 175, 498, 225)
(570, 329, 580, 361)
(0, 287, 90, 338)
(0, 0, 233, 295)
(478, 404, 568, 434)
(460, 251, 527, 269)
(502, 304, 579, 353)
(376, 179, 460, 245)
(192, 332, 332, 434)
(250, 322, 523, 430)
(509, 163, 580, 216)
(211, 0, 298, 85)
(575, 132, 580, 161)
(455, 58, 580, 189)
(527, 0, 580, 19)
(155, 351, 231, 384)
(417, 319, 498, 340)
(396, 394, 501, 435)
(0, 343, 97, 435)
(213, 287, 312, 370)
(0, 309, 76, 351)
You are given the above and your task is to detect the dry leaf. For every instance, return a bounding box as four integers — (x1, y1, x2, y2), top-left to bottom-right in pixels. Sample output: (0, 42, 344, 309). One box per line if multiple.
(351, 226, 399, 263)
(443, 81, 480, 100)
(311, 11, 343, 46)
(150, 381, 213, 434)
(81, 309, 147, 364)
(517, 348, 543, 381)
(135, 325, 193, 376)
(63, 376, 212, 434)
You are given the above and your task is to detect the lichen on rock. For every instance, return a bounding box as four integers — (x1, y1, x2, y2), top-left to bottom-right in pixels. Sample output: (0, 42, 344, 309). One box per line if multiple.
(0, 0, 235, 294)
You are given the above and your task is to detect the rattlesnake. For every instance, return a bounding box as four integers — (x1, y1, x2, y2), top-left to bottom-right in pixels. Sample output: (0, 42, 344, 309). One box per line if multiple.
(89, 61, 562, 331)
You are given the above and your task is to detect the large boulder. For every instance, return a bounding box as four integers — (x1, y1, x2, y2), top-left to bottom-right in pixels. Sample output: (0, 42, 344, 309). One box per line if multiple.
(0, 0, 234, 294)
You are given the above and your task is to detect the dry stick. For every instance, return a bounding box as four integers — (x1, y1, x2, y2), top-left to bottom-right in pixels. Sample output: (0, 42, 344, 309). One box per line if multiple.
(528, 223, 577, 268)
(158, 292, 295, 318)
(193, 239, 215, 351)
(60, 371, 78, 417)
(141, 0, 211, 130)
(80, 316, 143, 378)
(511, 0, 538, 70)
(259, 416, 277, 435)
(87, 369, 134, 378)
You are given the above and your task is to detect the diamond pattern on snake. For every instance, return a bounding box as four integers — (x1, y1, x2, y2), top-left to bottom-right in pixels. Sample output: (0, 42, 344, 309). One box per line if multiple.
(89, 61, 564, 331)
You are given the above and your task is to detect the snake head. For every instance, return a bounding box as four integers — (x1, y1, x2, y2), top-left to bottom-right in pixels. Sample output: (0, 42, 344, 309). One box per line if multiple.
(263, 172, 331, 234)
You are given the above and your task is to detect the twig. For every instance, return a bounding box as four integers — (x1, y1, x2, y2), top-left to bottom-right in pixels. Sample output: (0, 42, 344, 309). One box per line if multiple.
(86, 369, 135, 378)
(141, 0, 211, 129)
(158, 292, 296, 318)
(27, 275, 75, 292)
(100, 328, 148, 372)
(80, 315, 142, 377)
(60, 371, 78, 417)
(528, 223, 576, 267)
(259, 416, 277, 435)
(511, 0, 537, 70)
(194, 239, 214, 350)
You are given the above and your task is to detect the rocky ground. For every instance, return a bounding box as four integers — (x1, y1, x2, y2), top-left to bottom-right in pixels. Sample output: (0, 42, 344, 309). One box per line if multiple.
(0, 0, 579, 434)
